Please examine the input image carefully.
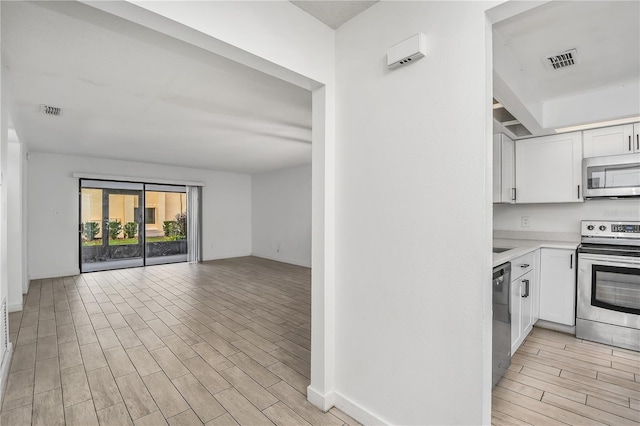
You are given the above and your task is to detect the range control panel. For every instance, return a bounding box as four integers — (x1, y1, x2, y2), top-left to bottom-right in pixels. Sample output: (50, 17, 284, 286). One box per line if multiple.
(581, 221, 640, 239)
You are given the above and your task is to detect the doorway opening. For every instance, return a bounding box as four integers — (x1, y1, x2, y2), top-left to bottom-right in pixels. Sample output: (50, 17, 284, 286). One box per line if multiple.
(80, 179, 197, 272)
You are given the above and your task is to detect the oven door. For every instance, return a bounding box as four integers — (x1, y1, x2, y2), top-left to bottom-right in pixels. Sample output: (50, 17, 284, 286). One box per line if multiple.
(577, 253, 640, 329)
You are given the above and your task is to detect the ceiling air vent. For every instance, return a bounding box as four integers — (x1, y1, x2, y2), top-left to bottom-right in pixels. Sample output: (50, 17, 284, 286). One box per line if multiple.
(40, 104, 62, 116)
(545, 49, 577, 70)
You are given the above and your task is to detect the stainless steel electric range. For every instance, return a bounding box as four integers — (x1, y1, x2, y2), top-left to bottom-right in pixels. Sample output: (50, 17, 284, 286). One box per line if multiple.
(577, 220, 640, 351)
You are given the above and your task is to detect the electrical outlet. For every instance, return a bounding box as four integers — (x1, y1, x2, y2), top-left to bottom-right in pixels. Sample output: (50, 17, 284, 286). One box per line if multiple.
(521, 216, 530, 227)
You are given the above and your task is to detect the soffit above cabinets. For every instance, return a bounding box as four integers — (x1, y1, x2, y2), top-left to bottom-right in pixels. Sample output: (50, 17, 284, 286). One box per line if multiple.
(493, 1, 640, 135)
(493, 99, 531, 139)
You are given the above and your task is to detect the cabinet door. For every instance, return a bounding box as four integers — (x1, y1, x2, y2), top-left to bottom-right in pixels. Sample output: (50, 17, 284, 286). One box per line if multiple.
(515, 132, 583, 203)
(510, 278, 522, 354)
(539, 248, 576, 326)
(511, 269, 535, 354)
(532, 249, 541, 324)
(520, 270, 534, 337)
(493, 134, 515, 203)
(583, 124, 634, 157)
(634, 123, 640, 153)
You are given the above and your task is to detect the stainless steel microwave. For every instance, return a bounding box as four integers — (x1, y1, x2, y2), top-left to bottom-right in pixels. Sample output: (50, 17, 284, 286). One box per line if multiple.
(583, 153, 640, 199)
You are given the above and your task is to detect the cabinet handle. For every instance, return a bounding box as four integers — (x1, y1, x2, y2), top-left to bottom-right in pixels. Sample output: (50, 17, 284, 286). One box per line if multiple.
(520, 264, 530, 268)
(521, 279, 530, 298)
(629, 135, 632, 152)
(570, 254, 573, 269)
(511, 188, 517, 201)
(577, 185, 581, 199)
(636, 134, 639, 150)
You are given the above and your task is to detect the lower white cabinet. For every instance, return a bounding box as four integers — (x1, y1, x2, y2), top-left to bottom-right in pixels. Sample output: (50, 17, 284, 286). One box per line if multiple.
(511, 269, 534, 354)
(539, 248, 576, 326)
(510, 251, 537, 354)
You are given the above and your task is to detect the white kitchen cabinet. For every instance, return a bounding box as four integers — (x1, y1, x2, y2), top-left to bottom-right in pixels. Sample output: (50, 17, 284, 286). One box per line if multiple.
(510, 278, 522, 352)
(511, 270, 534, 354)
(539, 248, 576, 326)
(515, 132, 583, 203)
(532, 249, 541, 325)
(493, 133, 515, 203)
(583, 123, 640, 157)
(510, 251, 537, 354)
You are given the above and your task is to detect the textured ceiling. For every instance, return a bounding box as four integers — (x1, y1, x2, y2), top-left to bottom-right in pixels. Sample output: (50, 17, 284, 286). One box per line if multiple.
(494, 1, 639, 102)
(2, 1, 312, 174)
(290, 0, 378, 29)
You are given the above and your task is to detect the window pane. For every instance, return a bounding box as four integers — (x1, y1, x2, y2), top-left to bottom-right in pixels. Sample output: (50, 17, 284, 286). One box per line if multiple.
(145, 190, 187, 262)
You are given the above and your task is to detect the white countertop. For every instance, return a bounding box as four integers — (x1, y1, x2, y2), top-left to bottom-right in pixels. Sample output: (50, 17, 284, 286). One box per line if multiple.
(492, 233, 580, 267)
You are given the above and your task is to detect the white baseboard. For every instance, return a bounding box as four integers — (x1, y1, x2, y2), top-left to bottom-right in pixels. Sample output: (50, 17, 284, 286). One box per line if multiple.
(306, 386, 389, 426)
(202, 252, 252, 262)
(251, 252, 311, 268)
(0, 343, 14, 407)
(29, 269, 80, 280)
(306, 385, 335, 412)
(8, 304, 23, 313)
(333, 391, 389, 426)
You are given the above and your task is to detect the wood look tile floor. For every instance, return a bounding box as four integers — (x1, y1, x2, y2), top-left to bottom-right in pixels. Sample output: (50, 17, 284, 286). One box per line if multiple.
(3, 256, 639, 425)
(1, 257, 359, 426)
(493, 327, 640, 426)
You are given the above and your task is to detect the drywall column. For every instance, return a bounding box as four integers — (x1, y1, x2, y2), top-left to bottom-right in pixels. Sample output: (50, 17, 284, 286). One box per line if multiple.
(333, 2, 494, 424)
(309, 85, 335, 410)
(7, 137, 25, 312)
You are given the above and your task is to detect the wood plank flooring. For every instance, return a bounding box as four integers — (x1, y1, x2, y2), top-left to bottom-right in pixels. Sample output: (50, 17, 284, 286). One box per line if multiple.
(1, 257, 359, 426)
(493, 327, 640, 426)
(2, 256, 638, 425)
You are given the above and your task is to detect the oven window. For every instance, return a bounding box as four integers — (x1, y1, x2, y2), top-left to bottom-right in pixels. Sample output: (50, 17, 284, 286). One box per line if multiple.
(591, 265, 640, 315)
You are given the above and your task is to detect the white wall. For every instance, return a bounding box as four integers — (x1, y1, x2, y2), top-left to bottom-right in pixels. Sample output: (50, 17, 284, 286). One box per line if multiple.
(494, 199, 640, 233)
(7, 138, 25, 311)
(252, 163, 311, 267)
(27, 152, 251, 279)
(333, 2, 494, 424)
(0, 0, 12, 402)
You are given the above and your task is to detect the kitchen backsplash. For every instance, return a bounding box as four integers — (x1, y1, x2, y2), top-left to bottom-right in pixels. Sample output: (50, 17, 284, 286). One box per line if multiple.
(493, 198, 640, 234)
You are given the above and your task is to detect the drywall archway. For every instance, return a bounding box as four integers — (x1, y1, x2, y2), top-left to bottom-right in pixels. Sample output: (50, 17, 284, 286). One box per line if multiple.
(78, 0, 337, 410)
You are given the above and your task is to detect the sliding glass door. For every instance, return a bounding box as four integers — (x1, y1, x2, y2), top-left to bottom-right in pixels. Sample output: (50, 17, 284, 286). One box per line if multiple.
(80, 180, 193, 272)
(144, 185, 188, 265)
(80, 180, 144, 272)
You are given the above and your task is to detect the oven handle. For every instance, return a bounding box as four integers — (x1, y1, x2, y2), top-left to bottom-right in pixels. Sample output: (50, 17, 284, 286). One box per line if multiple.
(578, 253, 640, 266)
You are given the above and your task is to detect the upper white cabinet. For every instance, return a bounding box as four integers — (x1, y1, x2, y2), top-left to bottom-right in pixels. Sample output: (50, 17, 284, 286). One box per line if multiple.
(515, 132, 583, 203)
(493, 133, 515, 203)
(583, 123, 640, 157)
(539, 248, 576, 326)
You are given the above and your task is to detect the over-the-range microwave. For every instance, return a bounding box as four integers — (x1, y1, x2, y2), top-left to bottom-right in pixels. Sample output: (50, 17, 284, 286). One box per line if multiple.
(583, 153, 640, 199)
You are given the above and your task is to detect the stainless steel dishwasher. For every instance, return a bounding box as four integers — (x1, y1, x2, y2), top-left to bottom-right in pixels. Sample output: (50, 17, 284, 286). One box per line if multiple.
(492, 262, 511, 388)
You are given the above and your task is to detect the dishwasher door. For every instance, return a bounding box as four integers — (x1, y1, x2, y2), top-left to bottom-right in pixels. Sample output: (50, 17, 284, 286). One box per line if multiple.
(492, 262, 511, 388)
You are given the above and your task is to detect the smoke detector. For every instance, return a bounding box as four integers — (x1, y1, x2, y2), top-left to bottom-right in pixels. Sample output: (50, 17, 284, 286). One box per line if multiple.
(544, 49, 577, 70)
(40, 104, 62, 116)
